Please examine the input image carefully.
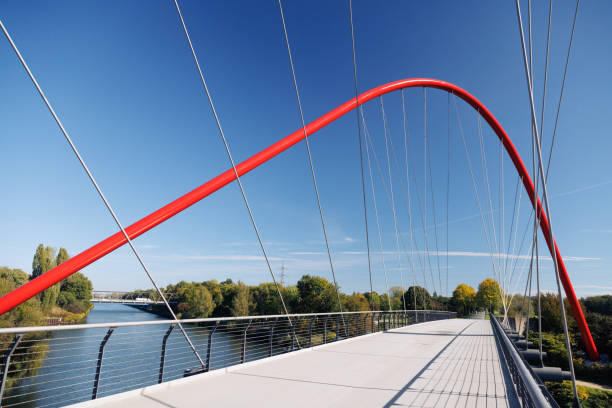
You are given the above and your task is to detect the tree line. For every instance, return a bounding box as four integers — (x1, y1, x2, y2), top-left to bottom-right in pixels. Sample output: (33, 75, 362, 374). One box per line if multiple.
(0, 244, 94, 388)
(0, 244, 93, 329)
(124, 275, 505, 319)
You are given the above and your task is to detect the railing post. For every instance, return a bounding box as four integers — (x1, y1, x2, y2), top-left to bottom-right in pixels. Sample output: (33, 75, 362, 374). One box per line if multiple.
(335, 315, 340, 341)
(92, 327, 115, 399)
(269, 318, 278, 357)
(158, 324, 175, 384)
(290, 319, 297, 351)
(323, 316, 329, 344)
(0, 334, 23, 402)
(241, 319, 252, 363)
(308, 316, 315, 347)
(206, 321, 220, 372)
(363, 314, 368, 335)
(377, 312, 381, 332)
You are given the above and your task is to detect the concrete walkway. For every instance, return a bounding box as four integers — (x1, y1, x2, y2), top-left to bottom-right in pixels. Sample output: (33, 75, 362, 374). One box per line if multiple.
(71, 319, 518, 407)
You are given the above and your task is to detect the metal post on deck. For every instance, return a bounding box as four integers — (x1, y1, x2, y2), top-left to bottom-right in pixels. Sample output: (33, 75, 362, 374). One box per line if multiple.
(92, 327, 115, 399)
(308, 316, 315, 347)
(323, 316, 329, 344)
(206, 321, 220, 372)
(290, 319, 296, 351)
(158, 324, 175, 383)
(335, 315, 340, 341)
(0, 334, 23, 402)
(363, 314, 368, 335)
(269, 318, 278, 357)
(241, 319, 252, 363)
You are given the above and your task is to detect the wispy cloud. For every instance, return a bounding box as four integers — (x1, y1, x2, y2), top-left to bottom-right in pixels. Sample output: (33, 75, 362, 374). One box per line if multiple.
(137, 244, 159, 250)
(151, 254, 288, 262)
(552, 179, 612, 198)
(574, 284, 612, 291)
(579, 228, 612, 234)
(289, 249, 599, 262)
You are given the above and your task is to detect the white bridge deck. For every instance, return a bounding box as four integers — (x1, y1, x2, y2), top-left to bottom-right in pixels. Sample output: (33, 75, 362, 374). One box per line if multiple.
(71, 319, 518, 407)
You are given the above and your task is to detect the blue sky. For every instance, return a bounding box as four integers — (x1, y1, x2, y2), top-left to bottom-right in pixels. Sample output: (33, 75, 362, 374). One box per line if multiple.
(1, 1, 611, 298)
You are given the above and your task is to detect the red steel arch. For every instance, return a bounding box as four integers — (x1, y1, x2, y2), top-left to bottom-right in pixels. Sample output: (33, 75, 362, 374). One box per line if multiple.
(0, 78, 598, 360)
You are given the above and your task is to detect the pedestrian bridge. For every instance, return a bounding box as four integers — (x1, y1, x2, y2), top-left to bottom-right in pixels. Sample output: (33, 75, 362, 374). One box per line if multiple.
(0, 310, 560, 408)
(72, 319, 514, 407)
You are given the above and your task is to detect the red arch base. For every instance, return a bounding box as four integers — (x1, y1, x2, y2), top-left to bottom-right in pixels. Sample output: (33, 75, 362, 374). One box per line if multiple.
(0, 78, 598, 361)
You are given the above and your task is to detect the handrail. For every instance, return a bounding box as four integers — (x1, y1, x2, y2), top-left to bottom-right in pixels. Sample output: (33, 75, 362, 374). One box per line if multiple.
(0, 310, 452, 335)
(490, 313, 555, 407)
(0, 310, 456, 406)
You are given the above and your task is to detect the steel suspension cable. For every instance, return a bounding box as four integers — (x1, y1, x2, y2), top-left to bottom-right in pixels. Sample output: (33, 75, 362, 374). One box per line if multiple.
(172, 0, 293, 329)
(503, 176, 523, 295)
(477, 117, 502, 287)
(545, 0, 580, 180)
(362, 114, 393, 311)
(424, 91, 444, 297)
(348, 0, 375, 309)
(277, 0, 346, 322)
(446, 93, 451, 297)
(515, 1, 581, 402)
(388, 131, 432, 312)
(379, 97, 408, 312)
(422, 90, 438, 297)
(0, 18, 205, 368)
(454, 99, 504, 305)
(502, 176, 519, 288)
(499, 139, 506, 305)
(387, 134, 430, 303)
(401, 90, 421, 307)
(363, 114, 428, 304)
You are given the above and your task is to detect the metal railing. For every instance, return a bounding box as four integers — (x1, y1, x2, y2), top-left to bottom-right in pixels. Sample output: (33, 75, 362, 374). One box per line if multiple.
(0, 309, 455, 407)
(490, 313, 559, 408)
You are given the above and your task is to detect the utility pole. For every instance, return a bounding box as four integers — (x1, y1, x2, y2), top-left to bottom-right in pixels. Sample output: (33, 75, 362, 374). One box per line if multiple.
(280, 263, 286, 286)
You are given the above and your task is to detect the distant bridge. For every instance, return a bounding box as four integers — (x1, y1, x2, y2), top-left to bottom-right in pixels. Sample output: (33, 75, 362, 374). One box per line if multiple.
(90, 290, 170, 305)
(90, 298, 164, 305)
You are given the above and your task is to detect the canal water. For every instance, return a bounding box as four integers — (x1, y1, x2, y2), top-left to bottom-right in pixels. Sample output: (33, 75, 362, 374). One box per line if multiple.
(4, 303, 266, 408)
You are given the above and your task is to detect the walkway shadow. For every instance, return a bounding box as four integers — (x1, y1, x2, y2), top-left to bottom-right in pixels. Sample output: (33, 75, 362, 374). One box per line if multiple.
(383, 322, 476, 407)
(140, 389, 179, 408)
(385, 331, 491, 337)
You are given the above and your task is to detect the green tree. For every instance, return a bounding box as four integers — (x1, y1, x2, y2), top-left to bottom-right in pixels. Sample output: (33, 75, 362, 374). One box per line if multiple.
(296, 275, 337, 313)
(0, 267, 29, 287)
(55, 248, 70, 266)
(32, 244, 56, 279)
(203, 279, 223, 308)
(405, 286, 432, 310)
(175, 282, 214, 318)
(379, 293, 392, 310)
(32, 244, 58, 311)
(58, 272, 93, 313)
(475, 278, 502, 312)
(0, 277, 44, 328)
(281, 285, 299, 313)
(507, 293, 534, 319)
(212, 279, 238, 316)
(389, 286, 406, 310)
(451, 284, 476, 316)
(364, 291, 381, 310)
(343, 293, 370, 311)
(251, 282, 284, 315)
(231, 281, 251, 317)
(582, 295, 612, 316)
